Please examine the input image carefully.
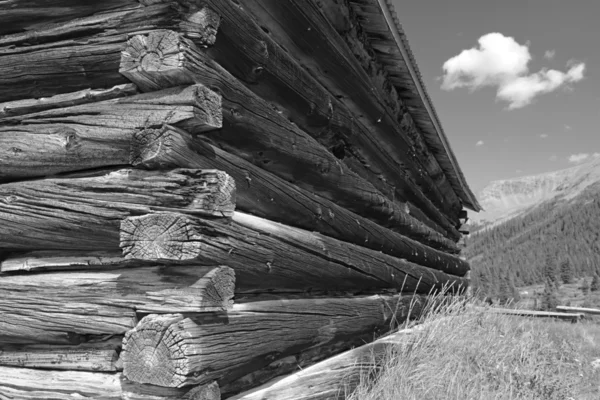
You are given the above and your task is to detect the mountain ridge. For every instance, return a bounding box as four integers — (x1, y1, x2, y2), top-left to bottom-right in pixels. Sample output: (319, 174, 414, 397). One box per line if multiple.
(471, 157, 600, 227)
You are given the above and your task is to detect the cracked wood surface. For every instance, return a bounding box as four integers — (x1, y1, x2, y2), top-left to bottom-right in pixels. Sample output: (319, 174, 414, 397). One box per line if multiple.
(0, 84, 221, 182)
(228, 325, 427, 400)
(118, 29, 460, 245)
(131, 125, 461, 256)
(0, 337, 122, 372)
(0, 1, 219, 103)
(0, 168, 235, 250)
(237, 0, 462, 225)
(199, 0, 460, 241)
(120, 213, 467, 293)
(121, 295, 426, 388)
(0, 366, 220, 399)
(0, 264, 234, 344)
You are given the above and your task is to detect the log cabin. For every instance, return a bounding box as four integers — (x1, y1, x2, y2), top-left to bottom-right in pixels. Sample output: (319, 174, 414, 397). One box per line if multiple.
(0, 0, 481, 398)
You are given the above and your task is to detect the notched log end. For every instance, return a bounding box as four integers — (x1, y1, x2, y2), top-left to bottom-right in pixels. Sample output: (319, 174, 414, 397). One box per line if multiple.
(188, 84, 222, 133)
(120, 30, 186, 92)
(197, 170, 236, 217)
(185, 381, 221, 400)
(130, 125, 190, 169)
(181, 6, 221, 47)
(122, 313, 190, 387)
(120, 213, 203, 261)
(202, 266, 236, 310)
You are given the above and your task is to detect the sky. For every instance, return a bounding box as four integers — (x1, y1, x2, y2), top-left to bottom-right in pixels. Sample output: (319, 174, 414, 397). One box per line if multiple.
(391, 0, 600, 195)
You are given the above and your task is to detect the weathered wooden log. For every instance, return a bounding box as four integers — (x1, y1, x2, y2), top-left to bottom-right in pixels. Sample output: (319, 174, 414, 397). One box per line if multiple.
(0, 2, 220, 103)
(0, 0, 137, 35)
(0, 251, 126, 273)
(118, 30, 452, 241)
(120, 213, 468, 294)
(0, 337, 122, 372)
(556, 305, 600, 315)
(0, 367, 220, 399)
(0, 168, 234, 250)
(230, 212, 467, 277)
(0, 83, 138, 119)
(198, 0, 460, 240)
(237, 0, 463, 223)
(228, 325, 426, 400)
(121, 295, 425, 388)
(0, 84, 221, 182)
(0, 264, 234, 344)
(122, 380, 221, 400)
(0, 367, 124, 399)
(131, 125, 462, 256)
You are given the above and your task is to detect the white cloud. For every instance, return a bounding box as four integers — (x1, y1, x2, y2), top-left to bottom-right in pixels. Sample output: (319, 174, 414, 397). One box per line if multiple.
(564, 124, 572, 131)
(441, 33, 585, 109)
(476, 140, 484, 146)
(549, 155, 558, 161)
(568, 153, 589, 163)
(539, 134, 549, 139)
(544, 50, 556, 59)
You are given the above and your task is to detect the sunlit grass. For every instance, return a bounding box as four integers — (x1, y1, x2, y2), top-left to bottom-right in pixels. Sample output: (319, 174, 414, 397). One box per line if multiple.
(348, 295, 600, 400)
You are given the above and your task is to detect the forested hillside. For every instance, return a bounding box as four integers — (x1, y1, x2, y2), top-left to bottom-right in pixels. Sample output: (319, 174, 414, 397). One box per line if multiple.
(465, 181, 600, 300)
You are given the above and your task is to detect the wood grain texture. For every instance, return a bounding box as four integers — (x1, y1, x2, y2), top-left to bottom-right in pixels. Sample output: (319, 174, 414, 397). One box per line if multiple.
(0, 366, 219, 399)
(228, 325, 427, 400)
(0, 337, 122, 372)
(1, 251, 129, 273)
(120, 213, 467, 293)
(0, 168, 235, 251)
(0, 2, 219, 103)
(0, 84, 221, 182)
(200, 0, 460, 241)
(0, 84, 138, 119)
(237, 0, 462, 224)
(231, 212, 468, 277)
(121, 295, 426, 387)
(0, 366, 123, 399)
(130, 125, 463, 259)
(118, 29, 460, 243)
(0, 264, 234, 344)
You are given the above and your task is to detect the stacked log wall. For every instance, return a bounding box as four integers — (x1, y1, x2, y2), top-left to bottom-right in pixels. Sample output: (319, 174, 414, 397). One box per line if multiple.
(0, 0, 472, 398)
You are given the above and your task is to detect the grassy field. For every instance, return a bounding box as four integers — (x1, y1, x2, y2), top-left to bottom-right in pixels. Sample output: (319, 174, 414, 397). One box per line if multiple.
(348, 296, 600, 400)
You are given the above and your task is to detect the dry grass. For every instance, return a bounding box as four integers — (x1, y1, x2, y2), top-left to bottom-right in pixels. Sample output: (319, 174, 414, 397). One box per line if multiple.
(348, 296, 600, 400)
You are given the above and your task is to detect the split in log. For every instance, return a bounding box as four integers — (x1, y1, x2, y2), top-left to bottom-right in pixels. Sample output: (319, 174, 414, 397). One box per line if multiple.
(237, 0, 463, 223)
(130, 125, 461, 255)
(0, 2, 220, 103)
(118, 29, 459, 241)
(121, 295, 426, 387)
(556, 305, 600, 315)
(0, 0, 138, 36)
(227, 325, 427, 400)
(0, 366, 220, 399)
(1, 251, 128, 274)
(0, 168, 235, 251)
(199, 0, 460, 240)
(0, 84, 222, 182)
(0, 366, 123, 399)
(0, 83, 138, 119)
(0, 337, 122, 372)
(0, 264, 234, 344)
(120, 213, 468, 293)
(231, 212, 468, 277)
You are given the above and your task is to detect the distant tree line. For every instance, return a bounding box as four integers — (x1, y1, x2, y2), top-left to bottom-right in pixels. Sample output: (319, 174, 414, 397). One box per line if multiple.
(465, 182, 600, 304)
